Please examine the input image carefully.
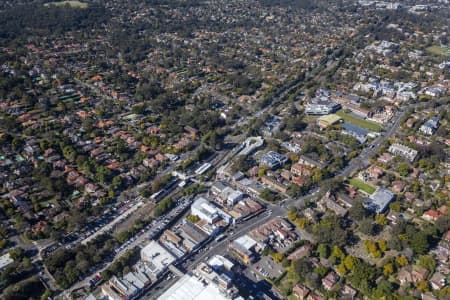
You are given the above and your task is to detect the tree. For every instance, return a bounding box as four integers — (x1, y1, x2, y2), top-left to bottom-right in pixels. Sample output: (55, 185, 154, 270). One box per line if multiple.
(317, 243, 329, 259)
(410, 231, 429, 255)
(337, 263, 347, 275)
(62, 145, 77, 162)
(359, 218, 376, 236)
(231, 155, 253, 173)
(372, 279, 395, 299)
(260, 189, 276, 202)
(331, 245, 345, 261)
(22, 257, 32, 269)
(112, 175, 122, 189)
(313, 215, 350, 247)
(258, 166, 269, 178)
(383, 263, 394, 276)
(0, 239, 8, 250)
(186, 214, 200, 223)
(312, 168, 323, 183)
(292, 259, 311, 280)
(375, 214, 387, 226)
(313, 265, 328, 277)
(40, 289, 52, 300)
(287, 183, 303, 198)
(271, 252, 284, 263)
(9, 247, 24, 260)
(101, 269, 112, 281)
(416, 280, 429, 292)
(349, 261, 377, 294)
(418, 255, 435, 272)
(287, 206, 298, 221)
(343, 255, 359, 272)
(295, 217, 308, 229)
(154, 197, 175, 217)
(349, 200, 369, 221)
(395, 255, 408, 267)
(378, 240, 387, 252)
(389, 201, 401, 212)
(363, 240, 380, 257)
(397, 162, 410, 176)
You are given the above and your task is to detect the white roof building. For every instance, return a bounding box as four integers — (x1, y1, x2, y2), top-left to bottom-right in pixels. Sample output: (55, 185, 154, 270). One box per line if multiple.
(219, 187, 244, 206)
(388, 143, 418, 162)
(191, 197, 232, 225)
(233, 235, 258, 251)
(207, 255, 235, 272)
(0, 253, 13, 271)
(158, 273, 233, 300)
(140, 241, 176, 277)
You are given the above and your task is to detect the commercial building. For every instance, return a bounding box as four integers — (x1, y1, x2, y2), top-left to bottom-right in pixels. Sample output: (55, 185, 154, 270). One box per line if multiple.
(236, 177, 265, 197)
(217, 187, 244, 207)
(140, 240, 177, 278)
(364, 188, 396, 213)
(211, 181, 228, 196)
(158, 258, 240, 300)
(388, 143, 418, 162)
(260, 151, 287, 169)
(225, 198, 263, 222)
(191, 196, 232, 226)
(228, 235, 259, 264)
(101, 264, 153, 300)
(317, 114, 342, 129)
(249, 216, 297, 249)
(207, 255, 235, 273)
(305, 97, 341, 115)
(179, 221, 210, 250)
(158, 273, 231, 300)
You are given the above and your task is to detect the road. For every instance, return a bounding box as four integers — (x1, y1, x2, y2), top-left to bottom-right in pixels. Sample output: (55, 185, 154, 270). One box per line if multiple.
(56, 59, 409, 299)
(60, 197, 193, 299)
(142, 108, 407, 298)
(338, 108, 406, 179)
(145, 107, 407, 297)
(60, 107, 406, 299)
(140, 208, 282, 299)
(140, 186, 323, 300)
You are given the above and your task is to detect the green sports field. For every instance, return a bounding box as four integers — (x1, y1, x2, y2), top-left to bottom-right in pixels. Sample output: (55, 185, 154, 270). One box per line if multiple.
(336, 110, 383, 132)
(426, 46, 450, 57)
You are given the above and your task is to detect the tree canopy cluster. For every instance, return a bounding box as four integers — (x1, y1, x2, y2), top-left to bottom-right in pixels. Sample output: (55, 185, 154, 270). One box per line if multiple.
(0, 2, 109, 43)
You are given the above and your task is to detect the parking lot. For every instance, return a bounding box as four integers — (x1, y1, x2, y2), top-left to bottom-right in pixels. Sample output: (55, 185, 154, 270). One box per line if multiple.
(113, 201, 155, 235)
(246, 255, 284, 281)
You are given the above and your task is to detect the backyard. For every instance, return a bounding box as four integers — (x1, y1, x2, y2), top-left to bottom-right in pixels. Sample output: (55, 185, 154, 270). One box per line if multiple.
(348, 178, 376, 195)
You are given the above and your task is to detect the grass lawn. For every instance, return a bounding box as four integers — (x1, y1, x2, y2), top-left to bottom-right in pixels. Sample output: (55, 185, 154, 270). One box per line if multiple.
(349, 178, 376, 195)
(426, 45, 450, 57)
(336, 110, 383, 132)
(44, 1, 88, 8)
